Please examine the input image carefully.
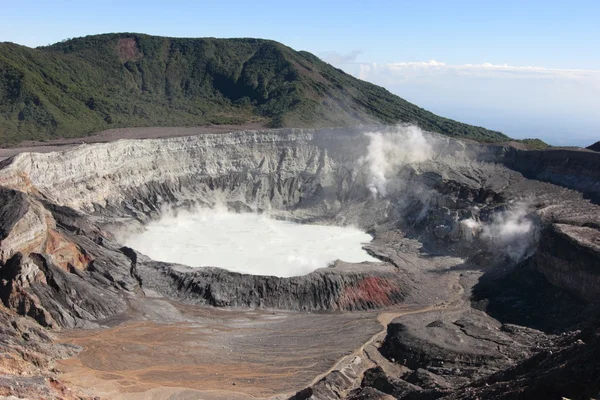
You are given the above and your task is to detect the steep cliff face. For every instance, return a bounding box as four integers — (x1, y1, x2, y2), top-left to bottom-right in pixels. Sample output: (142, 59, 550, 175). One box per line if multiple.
(535, 223, 600, 302)
(0, 195, 135, 329)
(136, 257, 409, 311)
(502, 147, 600, 204)
(0, 128, 356, 216)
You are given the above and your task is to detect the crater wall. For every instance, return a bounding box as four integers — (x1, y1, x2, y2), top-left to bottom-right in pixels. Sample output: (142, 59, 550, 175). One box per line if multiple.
(0, 126, 598, 331)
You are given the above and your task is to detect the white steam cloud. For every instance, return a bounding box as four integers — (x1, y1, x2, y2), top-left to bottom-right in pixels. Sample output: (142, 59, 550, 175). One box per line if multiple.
(116, 207, 379, 277)
(360, 126, 538, 262)
(463, 203, 538, 262)
(481, 203, 538, 262)
(362, 125, 434, 197)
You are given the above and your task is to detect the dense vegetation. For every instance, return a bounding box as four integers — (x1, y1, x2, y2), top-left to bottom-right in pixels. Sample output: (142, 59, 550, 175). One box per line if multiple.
(517, 138, 550, 150)
(0, 33, 509, 145)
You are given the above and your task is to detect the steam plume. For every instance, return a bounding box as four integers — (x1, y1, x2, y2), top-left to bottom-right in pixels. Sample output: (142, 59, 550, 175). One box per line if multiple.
(463, 203, 538, 262)
(481, 203, 538, 261)
(362, 125, 434, 197)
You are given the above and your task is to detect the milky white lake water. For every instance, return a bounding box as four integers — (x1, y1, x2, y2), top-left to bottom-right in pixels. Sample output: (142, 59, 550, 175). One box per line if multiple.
(121, 208, 379, 277)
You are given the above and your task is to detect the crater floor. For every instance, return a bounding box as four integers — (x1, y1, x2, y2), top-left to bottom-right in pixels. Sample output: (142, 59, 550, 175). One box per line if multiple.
(56, 296, 395, 400)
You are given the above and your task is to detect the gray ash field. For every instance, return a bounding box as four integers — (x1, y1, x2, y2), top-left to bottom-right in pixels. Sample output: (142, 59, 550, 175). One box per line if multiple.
(0, 125, 598, 399)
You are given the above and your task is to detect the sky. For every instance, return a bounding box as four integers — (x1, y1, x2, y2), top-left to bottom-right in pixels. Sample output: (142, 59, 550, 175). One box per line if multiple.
(1, 0, 599, 146)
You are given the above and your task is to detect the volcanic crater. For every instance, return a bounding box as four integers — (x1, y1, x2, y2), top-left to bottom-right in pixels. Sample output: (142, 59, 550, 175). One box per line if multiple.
(0, 125, 599, 399)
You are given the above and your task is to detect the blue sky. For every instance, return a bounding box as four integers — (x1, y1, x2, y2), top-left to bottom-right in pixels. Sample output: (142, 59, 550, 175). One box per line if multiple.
(2, 0, 599, 145)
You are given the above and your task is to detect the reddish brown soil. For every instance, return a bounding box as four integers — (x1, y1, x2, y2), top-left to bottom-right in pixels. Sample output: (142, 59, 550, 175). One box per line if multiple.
(340, 277, 399, 308)
(55, 299, 383, 399)
(117, 38, 142, 62)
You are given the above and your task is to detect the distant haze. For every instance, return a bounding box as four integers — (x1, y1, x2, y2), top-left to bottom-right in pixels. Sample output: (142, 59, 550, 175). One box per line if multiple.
(119, 208, 379, 277)
(336, 60, 599, 147)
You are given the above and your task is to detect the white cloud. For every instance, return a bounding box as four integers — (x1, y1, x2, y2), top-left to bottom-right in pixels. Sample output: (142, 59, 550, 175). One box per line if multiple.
(387, 60, 448, 68)
(358, 60, 600, 85)
(320, 50, 363, 65)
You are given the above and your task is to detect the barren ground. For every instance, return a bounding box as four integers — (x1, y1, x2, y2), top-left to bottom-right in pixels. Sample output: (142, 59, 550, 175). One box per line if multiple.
(56, 296, 429, 400)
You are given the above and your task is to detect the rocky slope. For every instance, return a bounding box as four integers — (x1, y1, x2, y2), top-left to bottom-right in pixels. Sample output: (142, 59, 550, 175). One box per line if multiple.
(588, 141, 600, 152)
(0, 125, 598, 398)
(0, 303, 92, 400)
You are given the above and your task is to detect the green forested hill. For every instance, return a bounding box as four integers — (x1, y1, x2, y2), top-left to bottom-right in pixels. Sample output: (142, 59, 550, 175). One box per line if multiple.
(0, 33, 508, 145)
